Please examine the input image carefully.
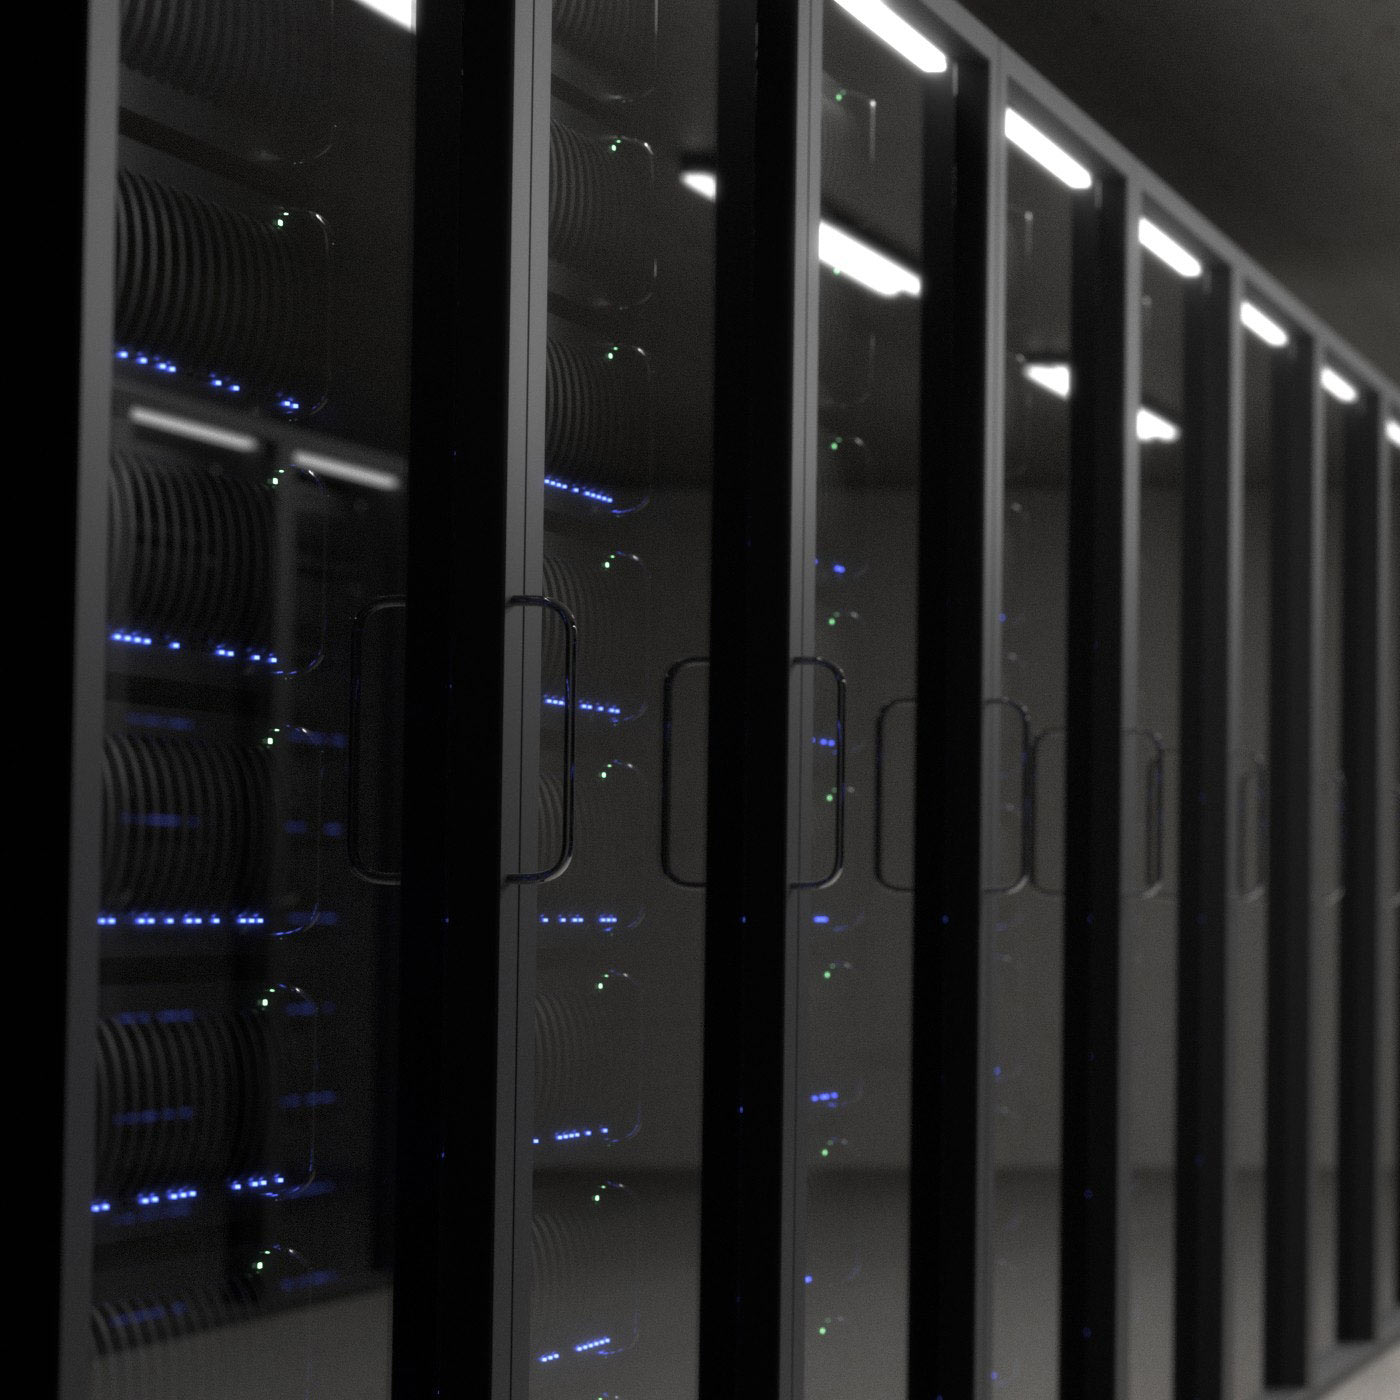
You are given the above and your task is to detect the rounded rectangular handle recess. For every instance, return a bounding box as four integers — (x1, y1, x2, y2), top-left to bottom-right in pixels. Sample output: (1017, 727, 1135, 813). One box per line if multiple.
(507, 594, 578, 885)
(1237, 753, 1268, 903)
(985, 697, 1033, 896)
(1134, 727, 1167, 899)
(793, 656, 847, 892)
(661, 657, 710, 888)
(875, 697, 917, 894)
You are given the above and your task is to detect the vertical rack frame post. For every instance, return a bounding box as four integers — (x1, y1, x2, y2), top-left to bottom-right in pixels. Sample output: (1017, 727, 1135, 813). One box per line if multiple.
(906, 11, 1001, 1395)
(1264, 330, 1324, 1390)
(57, 5, 121, 1398)
(699, 0, 810, 1395)
(1174, 258, 1245, 1400)
(1337, 387, 1388, 1341)
(1058, 155, 1138, 1400)
(393, 0, 523, 1396)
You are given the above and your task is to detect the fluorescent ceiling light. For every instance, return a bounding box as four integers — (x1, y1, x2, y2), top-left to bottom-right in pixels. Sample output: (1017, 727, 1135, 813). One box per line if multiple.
(819, 221, 921, 297)
(833, 0, 948, 73)
(1138, 217, 1203, 279)
(1004, 108, 1093, 191)
(681, 170, 717, 200)
(292, 449, 402, 492)
(679, 171, 920, 297)
(1137, 407, 1181, 444)
(128, 404, 260, 454)
(1023, 361, 1072, 399)
(353, 0, 414, 28)
(1320, 367, 1359, 404)
(1021, 367, 1181, 444)
(1240, 300, 1289, 348)
(1387, 418, 1400, 448)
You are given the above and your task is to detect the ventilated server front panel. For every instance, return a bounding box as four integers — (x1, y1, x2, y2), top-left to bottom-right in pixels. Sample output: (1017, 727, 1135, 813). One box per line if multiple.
(519, 3, 717, 1395)
(91, 3, 414, 1395)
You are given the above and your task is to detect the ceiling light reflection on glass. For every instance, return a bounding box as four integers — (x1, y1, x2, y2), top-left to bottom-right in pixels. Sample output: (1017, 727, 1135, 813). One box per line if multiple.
(833, 0, 948, 73)
(1137, 407, 1182, 444)
(819, 221, 922, 298)
(1320, 367, 1360, 404)
(1004, 109, 1093, 190)
(678, 173, 920, 298)
(353, 0, 414, 28)
(1022, 363, 1182, 444)
(1387, 419, 1400, 448)
(681, 170, 718, 201)
(1023, 361, 1072, 399)
(1138, 217, 1203, 278)
(1240, 300, 1290, 348)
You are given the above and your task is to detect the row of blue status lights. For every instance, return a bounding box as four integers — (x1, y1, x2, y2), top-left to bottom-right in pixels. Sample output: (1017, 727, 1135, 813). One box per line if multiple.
(98, 911, 339, 934)
(115, 346, 304, 413)
(111, 630, 285, 668)
(537, 1334, 616, 1365)
(92, 1175, 340, 1216)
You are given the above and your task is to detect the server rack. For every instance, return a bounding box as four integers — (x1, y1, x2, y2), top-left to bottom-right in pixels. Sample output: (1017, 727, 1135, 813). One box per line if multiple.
(52, 3, 1399, 1400)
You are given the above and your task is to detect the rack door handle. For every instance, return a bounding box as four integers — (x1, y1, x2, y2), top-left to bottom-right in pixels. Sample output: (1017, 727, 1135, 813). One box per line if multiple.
(1237, 753, 1268, 902)
(348, 595, 407, 886)
(661, 657, 710, 888)
(874, 697, 917, 893)
(1134, 728, 1167, 899)
(506, 595, 578, 885)
(792, 656, 847, 891)
(1324, 767, 1347, 906)
(1028, 724, 1066, 896)
(985, 697, 1033, 895)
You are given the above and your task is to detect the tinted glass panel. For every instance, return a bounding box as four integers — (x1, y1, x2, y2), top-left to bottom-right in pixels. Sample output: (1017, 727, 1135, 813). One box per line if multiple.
(520, 4, 717, 1394)
(987, 103, 1080, 1398)
(93, 2, 416, 1394)
(1125, 228, 1191, 1398)
(798, 4, 952, 1393)
(1232, 322, 1286, 1399)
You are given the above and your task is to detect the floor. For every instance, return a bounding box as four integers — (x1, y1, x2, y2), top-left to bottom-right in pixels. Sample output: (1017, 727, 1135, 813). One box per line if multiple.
(1324, 1342, 1400, 1398)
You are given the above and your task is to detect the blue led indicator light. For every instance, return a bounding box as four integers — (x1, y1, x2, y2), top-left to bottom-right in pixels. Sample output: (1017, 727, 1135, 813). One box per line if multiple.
(544, 475, 616, 506)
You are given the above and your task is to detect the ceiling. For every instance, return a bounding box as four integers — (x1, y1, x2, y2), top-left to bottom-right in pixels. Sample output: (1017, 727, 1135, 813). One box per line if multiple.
(951, 0, 1400, 386)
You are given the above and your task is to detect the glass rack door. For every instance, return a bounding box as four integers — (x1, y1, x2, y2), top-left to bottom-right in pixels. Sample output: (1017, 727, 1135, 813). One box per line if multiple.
(987, 94, 1086, 1400)
(508, 3, 719, 1395)
(1231, 300, 1295, 1399)
(86, 2, 417, 1396)
(1124, 209, 1196, 1399)
(795, 4, 955, 1395)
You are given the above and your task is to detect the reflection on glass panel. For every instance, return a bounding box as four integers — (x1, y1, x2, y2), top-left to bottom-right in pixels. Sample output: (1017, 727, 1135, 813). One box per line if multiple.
(1312, 394, 1350, 1361)
(1386, 439, 1400, 1314)
(95, 3, 415, 1396)
(1125, 237, 1189, 1399)
(989, 109, 1079, 1399)
(527, 4, 717, 1395)
(1232, 327, 1282, 1400)
(799, 5, 948, 1394)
